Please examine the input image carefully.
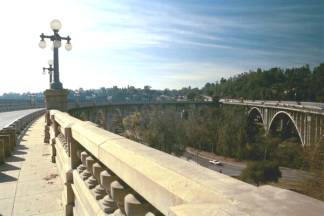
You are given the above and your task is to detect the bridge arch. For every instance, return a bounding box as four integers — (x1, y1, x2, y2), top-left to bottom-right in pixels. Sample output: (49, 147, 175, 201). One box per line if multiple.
(248, 107, 266, 131)
(268, 111, 304, 146)
(248, 107, 263, 121)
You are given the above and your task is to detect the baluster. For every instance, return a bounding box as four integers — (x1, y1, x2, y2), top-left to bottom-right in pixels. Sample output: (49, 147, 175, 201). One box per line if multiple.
(85, 157, 97, 187)
(77, 151, 88, 174)
(100, 170, 117, 214)
(80, 156, 93, 180)
(44, 125, 50, 143)
(111, 180, 130, 216)
(51, 138, 56, 163)
(124, 193, 150, 216)
(92, 163, 106, 199)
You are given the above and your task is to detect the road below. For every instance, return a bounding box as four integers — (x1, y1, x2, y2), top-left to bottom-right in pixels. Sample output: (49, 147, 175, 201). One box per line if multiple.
(0, 108, 44, 130)
(182, 151, 309, 182)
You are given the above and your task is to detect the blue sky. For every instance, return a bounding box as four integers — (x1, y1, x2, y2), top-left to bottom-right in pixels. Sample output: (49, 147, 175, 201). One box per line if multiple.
(0, 0, 323, 94)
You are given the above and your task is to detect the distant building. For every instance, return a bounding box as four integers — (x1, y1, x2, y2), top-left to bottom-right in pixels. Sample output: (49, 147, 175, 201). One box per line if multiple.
(156, 95, 172, 101)
(202, 95, 213, 102)
(176, 95, 187, 101)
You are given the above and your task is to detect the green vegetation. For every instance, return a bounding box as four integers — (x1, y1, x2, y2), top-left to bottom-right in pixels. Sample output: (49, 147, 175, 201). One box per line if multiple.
(202, 63, 324, 102)
(122, 106, 304, 167)
(123, 109, 186, 156)
(240, 161, 281, 186)
(300, 141, 324, 200)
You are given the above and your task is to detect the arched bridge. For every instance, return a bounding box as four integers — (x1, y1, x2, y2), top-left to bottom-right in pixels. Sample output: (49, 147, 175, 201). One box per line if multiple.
(68, 101, 218, 133)
(220, 99, 324, 147)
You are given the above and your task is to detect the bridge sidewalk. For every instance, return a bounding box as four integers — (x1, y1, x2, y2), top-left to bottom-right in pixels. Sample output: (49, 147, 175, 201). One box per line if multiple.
(0, 116, 63, 216)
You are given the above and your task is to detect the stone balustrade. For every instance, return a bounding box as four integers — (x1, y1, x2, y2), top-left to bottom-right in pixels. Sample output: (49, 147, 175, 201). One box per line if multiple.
(0, 101, 44, 112)
(0, 109, 45, 163)
(48, 109, 324, 216)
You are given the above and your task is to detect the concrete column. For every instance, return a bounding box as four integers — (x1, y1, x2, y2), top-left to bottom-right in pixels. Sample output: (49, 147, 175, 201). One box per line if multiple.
(44, 125, 50, 143)
(44, 89, 69, 112)
(66, 128, 79, 169)
(45, 111, 51, 126)
(1, 128, 17, 151)
(303, 114, 306, 146)
(51, 115, 59, 137)
(0, 135, 11, 157)
(308, 115, 312, 146)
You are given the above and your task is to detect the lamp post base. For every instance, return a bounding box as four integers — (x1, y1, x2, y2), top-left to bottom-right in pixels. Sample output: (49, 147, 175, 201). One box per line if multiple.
(44, 89, 69, 111)
(50, 81, 63, 90)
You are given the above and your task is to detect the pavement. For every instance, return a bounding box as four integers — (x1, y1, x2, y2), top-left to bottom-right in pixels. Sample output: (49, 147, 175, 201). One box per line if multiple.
(183, 148, 309, 181)
(0, 116, 63, 216)
(0, 109, 44, 130)
(182, 152, 242, 176)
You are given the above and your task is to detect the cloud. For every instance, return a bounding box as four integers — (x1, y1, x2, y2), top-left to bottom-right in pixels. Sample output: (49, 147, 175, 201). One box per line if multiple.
(0, 0, 323, 94)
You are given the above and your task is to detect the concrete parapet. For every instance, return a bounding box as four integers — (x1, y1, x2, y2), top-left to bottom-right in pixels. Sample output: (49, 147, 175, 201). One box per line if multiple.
(48, 109, 324, 216)
(0, 109, 45, 164)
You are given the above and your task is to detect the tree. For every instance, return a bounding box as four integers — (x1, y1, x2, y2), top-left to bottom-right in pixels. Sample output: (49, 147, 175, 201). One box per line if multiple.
(300, 138, 324, 201)
(240, 161, 281, 186)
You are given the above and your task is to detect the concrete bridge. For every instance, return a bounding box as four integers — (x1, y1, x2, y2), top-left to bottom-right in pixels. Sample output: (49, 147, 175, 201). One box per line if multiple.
(68, 101, 217, 133)
(220, 99, 324, 147)
(1, 98, 324, 215)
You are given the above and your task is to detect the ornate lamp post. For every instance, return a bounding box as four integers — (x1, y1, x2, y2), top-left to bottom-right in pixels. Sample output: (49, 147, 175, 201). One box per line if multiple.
(42, 60, 54, 88)
(39, 19, 72, 90)
(39, 19, 72, 111)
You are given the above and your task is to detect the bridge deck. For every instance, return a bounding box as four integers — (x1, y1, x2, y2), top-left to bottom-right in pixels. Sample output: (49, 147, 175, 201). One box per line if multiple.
(0, 116, 63, 216)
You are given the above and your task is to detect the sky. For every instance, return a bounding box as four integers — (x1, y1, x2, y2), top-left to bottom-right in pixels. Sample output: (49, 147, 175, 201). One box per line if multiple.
(0, 0, 323, 94)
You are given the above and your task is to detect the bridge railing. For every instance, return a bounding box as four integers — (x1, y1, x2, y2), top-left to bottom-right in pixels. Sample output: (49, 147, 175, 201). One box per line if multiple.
(0, 109, 45, 164)
(0, 99, 44, 112)
(47, 109, 324, 216)
(67, 100, 216, 111)
(221, 98, 324, 112)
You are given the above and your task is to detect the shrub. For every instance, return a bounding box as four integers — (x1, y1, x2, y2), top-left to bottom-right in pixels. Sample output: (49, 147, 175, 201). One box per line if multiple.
(240, 161, 281, 186)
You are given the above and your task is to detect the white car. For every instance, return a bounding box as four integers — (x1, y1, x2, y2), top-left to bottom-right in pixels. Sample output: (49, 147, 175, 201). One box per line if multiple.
(209, 160, 222, 166)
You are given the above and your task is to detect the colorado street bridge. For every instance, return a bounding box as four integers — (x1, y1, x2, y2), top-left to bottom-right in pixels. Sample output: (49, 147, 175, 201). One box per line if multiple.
(220, 99, 324, 147)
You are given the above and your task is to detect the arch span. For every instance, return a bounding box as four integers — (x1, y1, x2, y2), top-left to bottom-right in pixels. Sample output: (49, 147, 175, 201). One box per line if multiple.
(268, 111, 304, 146)
(248, 107, 266, 130)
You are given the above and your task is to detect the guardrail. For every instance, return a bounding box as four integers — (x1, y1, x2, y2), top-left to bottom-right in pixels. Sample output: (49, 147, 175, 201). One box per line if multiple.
(47, 110, 324, 216)
(0, 109, 45, 163)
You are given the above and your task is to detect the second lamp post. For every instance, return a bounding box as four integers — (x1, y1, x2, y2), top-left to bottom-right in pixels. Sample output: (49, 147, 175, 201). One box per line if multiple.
(39, 19, 72, 90)
(43, 60, 54, 88)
